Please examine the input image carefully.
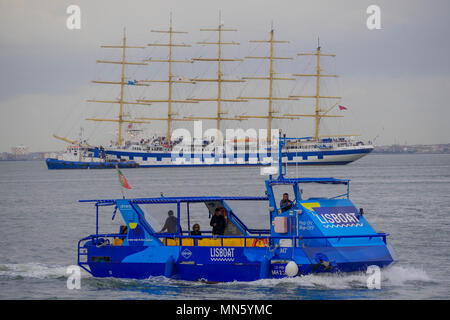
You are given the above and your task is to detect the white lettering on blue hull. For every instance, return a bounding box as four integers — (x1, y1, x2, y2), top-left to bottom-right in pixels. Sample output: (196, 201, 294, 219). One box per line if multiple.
(210, 248, 235, 262)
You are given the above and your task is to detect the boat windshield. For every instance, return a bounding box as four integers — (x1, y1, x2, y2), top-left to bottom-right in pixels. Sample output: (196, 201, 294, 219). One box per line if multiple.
(267, 176, 350, 202)
(299, 182, 349, 200)
(139, 200, 270, 236)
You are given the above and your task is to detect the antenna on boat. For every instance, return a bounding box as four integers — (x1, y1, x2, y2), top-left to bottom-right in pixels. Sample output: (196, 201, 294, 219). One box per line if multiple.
(277, 129, 286, 180)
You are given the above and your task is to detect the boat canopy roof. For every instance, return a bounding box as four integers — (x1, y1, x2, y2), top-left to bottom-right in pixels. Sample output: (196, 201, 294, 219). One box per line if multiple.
(79, 195, 269, 206)
(268, 177, 350, 185)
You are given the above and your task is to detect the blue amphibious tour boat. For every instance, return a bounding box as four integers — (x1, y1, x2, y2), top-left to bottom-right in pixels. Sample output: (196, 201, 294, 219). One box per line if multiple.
(77, 133, 396, 282)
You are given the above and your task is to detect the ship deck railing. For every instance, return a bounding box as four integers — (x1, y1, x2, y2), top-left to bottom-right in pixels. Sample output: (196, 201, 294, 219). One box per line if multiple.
(78, 232, 388, 252)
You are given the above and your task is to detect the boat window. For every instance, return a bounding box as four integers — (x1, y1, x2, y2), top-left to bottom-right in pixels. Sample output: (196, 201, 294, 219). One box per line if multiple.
(185, 203, 215, 235)
(224, 200, 269, 232)
(271, 185, 299, 211)
(139, 201, 270, 235)
(94, 208, 128, 236)
(139, 204, 167, 232)
(299, 183, 348, 200)
(140, 203, 218, 235)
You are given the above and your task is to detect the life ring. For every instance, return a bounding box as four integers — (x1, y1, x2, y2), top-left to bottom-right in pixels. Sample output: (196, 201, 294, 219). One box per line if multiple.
(252, 238, 269, 247)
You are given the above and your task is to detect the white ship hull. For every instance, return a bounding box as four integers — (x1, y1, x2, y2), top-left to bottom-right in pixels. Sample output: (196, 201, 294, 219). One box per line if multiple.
(101, 144, 373, 167)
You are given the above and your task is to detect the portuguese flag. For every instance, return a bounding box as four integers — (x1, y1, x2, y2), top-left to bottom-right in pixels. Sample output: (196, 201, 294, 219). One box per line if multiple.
(117, 168, 131, 189)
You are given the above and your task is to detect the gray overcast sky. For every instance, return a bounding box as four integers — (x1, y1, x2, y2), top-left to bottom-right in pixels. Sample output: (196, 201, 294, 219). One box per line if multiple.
(1, 0, 449, 152)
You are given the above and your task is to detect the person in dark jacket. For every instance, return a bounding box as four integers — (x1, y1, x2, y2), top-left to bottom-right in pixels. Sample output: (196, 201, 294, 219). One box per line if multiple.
(210, 208, 226, 235)
(160, 210, 178, 233)
(279, 193, 293, 213)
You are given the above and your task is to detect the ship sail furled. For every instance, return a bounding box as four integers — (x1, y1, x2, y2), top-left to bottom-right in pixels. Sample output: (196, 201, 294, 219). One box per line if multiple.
(285, 43, 344, 141)
(136, 14, 197, 141)
(184, 13, 247, 134)
(86, 29, 151, 147)
(237, 27, 299, 142)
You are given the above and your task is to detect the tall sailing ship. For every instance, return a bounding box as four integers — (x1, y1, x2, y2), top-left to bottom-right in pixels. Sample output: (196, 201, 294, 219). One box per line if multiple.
(46, 17, 373, 169)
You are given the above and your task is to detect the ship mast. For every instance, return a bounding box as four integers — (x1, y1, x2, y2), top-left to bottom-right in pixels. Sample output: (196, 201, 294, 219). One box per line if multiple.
(186, 12, 247, 133)
(137, 14, 197, 140)
(87, 29, 151, 147)
(286, 41, 342, 141)
(237, 27, 298, 142)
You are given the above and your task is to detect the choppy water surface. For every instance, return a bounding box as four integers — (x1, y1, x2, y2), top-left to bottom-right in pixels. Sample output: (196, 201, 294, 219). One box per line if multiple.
(0, 154, 449, 299)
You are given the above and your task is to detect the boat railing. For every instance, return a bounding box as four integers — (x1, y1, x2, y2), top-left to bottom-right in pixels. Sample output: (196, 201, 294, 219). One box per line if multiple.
(78, 232, 388, 255)
(77, 233, 122, 274)
(156, 233, 389, 247)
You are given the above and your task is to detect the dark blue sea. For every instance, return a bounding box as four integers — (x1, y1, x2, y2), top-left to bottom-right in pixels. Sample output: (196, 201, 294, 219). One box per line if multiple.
(0, 154, 449, 299)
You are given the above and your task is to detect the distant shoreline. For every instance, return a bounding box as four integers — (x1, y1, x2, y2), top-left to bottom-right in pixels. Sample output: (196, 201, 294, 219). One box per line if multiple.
(0, 151, 49, 161)
(373, 144, 450, 154)
(372, 152, 450, 155)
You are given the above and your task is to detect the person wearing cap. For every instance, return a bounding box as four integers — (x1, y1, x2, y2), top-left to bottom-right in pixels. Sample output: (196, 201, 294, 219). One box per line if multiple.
(160, 210, 178, 233)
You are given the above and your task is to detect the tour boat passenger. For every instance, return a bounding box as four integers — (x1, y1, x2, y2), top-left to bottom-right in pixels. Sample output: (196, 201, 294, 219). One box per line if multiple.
(210, 208, 226, 235)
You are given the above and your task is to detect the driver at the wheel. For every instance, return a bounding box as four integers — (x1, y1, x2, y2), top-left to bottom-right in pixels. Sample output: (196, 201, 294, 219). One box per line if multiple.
(280, 193, 293, 213)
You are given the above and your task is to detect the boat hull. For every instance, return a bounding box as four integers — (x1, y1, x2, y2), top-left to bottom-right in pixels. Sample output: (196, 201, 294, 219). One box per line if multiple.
(46, 158, 139, 169)
(47, 144, 373, 169)
(102, 146, 373, 168)
(80, 242, 396, 282)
